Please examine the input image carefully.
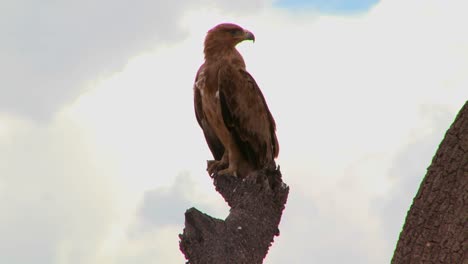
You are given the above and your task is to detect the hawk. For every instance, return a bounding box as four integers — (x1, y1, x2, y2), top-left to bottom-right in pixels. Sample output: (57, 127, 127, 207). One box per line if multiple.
(194, 23, 279, 177)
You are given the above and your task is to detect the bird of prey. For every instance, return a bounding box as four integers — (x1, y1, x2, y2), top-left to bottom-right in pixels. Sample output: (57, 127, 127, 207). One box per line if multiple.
(194, 23, 279, 177)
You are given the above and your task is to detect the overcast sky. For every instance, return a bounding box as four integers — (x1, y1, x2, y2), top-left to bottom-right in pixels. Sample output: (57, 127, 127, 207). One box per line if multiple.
(1, 0, 467, 263)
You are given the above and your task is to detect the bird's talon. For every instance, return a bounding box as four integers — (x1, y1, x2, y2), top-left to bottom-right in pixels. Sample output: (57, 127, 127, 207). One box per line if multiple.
(207, 160, 229, 176)
(218, 167, 238, 177)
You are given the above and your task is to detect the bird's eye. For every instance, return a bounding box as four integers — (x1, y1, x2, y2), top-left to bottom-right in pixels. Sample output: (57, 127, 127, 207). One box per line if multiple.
(229, 29, 240, 36)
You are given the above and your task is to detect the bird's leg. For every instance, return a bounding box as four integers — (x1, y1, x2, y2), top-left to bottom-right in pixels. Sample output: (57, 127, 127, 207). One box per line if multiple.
(217, 148, 240, 177)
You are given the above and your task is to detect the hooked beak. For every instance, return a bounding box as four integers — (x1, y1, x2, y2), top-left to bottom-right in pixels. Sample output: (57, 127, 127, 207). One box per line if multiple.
(244, 30, 255, 42)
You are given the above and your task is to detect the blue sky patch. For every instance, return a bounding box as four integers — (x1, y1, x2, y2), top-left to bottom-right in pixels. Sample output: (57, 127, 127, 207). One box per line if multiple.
(275, 0, 380, 14)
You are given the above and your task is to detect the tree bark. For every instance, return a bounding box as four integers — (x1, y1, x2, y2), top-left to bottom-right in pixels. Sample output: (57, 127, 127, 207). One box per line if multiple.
(392, 101, 468, 264)
(179, 166, 289, 264)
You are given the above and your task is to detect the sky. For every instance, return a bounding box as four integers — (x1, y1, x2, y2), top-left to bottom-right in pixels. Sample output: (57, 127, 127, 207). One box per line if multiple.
(0, 0, 467, 263)
(276, 0, 379, 13)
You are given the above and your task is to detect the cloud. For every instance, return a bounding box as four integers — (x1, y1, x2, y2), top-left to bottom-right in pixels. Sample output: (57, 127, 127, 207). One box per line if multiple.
(373, 105, 457, 248)
(0, 115, 125, 264)
(138, 173, 196, 227)
(135, 172, 229, 230)
(264, 182, 389, 263)
(264, 105, 460, 264)
(0, 109, 228, 264)
(0, 0, 193, 120)
(0, 0, 268, 121)
(108, 173, 229, 264)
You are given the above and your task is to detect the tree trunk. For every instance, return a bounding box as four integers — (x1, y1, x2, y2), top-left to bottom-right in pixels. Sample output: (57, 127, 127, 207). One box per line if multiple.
(392, 101, 468, 264)
(179, 166, 289, 264)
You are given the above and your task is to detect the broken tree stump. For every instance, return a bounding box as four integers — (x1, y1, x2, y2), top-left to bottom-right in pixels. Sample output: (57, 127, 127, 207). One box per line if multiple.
(179, 167, 289, 264)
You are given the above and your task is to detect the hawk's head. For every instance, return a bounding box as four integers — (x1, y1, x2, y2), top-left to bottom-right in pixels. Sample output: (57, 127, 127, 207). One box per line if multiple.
(204, 23, 255, 58)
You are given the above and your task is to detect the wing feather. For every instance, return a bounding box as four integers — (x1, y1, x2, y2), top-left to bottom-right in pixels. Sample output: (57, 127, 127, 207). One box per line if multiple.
(218, 65, 279, 169)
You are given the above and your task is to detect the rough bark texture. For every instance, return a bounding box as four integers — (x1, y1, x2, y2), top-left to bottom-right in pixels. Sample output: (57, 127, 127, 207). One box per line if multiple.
(179, 166, 289, 264)
(392, 101, 468, 264)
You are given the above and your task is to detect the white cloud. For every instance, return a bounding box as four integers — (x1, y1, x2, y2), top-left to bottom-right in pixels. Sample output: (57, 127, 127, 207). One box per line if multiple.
(104, 173, 229, 264)
(0, 0, 268, 121)
(0, 0, 191, 120)
(0, 114, 127, 264)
